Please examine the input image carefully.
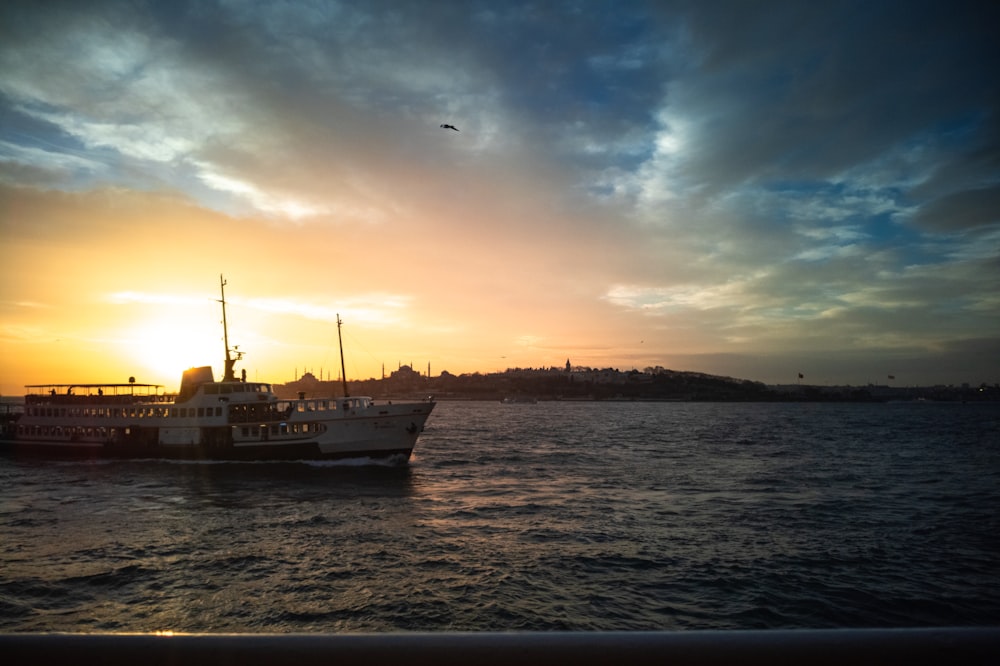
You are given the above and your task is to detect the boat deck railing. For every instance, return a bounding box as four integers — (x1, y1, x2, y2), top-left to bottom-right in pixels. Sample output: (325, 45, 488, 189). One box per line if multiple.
(1, 628, 997, 665)
(25, 388, 174, 404)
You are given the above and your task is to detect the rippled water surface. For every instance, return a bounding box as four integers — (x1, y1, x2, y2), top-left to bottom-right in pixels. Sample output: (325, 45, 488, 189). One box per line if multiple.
(2, 401, 999, 632)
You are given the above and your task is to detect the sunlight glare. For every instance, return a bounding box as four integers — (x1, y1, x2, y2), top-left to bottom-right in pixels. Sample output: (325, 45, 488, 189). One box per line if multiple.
(124, 313, 224, 387)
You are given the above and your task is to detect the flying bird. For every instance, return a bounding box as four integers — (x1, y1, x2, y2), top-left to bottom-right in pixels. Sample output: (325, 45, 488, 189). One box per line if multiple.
(440, 124, 459, 131)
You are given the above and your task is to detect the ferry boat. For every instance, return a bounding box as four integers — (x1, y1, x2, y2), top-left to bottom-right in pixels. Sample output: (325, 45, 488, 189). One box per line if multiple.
(0, 277, 435, 462)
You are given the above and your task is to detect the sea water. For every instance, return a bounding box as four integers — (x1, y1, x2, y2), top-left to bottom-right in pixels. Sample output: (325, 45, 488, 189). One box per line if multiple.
(1, 400, 998, 632)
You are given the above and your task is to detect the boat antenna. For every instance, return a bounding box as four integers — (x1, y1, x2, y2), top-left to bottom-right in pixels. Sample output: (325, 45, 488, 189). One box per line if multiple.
(337, 313, 349, 397)
(219, 274, 242, 382)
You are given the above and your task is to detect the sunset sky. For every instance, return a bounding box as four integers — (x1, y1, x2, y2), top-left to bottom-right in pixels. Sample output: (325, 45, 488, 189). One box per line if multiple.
(2, 0, 998, 394)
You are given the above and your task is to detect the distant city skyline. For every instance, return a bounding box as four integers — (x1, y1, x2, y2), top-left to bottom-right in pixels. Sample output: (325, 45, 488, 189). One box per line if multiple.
(2, 1, 998, 394)
(281, 359, 976, 391)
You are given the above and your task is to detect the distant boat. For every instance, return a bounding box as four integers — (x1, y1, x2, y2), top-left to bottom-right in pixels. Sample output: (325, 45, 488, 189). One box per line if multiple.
(501, 396, 537, 404)
(0, 276, 435, 462)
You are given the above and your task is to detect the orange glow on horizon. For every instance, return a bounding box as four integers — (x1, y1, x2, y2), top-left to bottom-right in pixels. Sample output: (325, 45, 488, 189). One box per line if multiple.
(2, 185, 992, 393)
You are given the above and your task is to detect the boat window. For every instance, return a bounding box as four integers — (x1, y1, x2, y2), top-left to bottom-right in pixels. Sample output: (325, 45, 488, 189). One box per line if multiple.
(205, 385, 219, 394)
(221, 385, 232, 394)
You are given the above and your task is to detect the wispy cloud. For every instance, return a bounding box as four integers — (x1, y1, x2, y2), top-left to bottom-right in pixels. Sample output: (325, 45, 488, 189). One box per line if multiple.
(105, 291, 411, 328)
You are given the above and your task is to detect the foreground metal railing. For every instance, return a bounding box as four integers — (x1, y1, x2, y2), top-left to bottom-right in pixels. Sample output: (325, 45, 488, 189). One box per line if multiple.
(2, 628, 998, 665)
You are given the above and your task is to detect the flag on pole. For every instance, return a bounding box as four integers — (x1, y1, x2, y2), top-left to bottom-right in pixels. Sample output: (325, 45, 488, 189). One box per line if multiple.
(888, 375, 895, 380)
(798, 373, 804, 379)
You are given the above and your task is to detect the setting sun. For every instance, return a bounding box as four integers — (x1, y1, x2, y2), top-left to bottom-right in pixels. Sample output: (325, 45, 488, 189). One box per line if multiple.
(122, 314, 225, 387)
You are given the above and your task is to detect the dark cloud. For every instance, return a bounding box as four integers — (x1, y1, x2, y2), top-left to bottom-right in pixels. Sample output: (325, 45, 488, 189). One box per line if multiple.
(664, 1, 1000, 191)
(911, 185, 1000, 231)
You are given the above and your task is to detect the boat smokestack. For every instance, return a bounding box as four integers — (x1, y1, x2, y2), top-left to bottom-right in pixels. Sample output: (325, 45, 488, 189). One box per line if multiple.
(178, 366, 214, 402)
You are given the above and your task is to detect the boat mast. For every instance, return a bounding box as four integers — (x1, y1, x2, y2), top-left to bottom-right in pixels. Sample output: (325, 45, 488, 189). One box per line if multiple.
(219, 274, 239, 382)
(337, 314, 349, 397)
